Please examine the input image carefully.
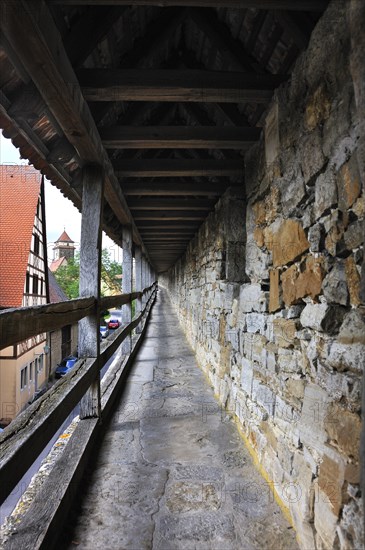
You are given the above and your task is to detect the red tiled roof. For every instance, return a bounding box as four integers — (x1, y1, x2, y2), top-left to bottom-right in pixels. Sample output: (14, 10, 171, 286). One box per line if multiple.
(55, 229, 74, 243)
(0, 165, 41, 308)
(49, 257, 67, 273)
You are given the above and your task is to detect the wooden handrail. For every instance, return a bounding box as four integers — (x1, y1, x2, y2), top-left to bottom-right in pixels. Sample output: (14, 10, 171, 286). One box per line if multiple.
(0, 284, 155, 350)
(0, 283, 157, 505)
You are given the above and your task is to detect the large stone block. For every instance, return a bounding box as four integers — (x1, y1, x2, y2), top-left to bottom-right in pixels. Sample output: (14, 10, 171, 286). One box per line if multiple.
(281, 256, 324, 306)
(314, 168, 338, 219)
(267, 219, 309, 267)
(240, 357, 254, 396)
(337, 153, 361, 209)
(322, 261, 349, 306)
(273, 318, 297, 348)
(299, 130, 326, 185)
(239, 284, 268, 313)
(345, 256, 361, 306)
(344, 219, 363, 250)
(298, 383, 329, 453)
(324, 403, 361, 460)
(300, 303, 346, 333)
(269, 268, 281, 312)
(338, 310, 365, 345)
(304, 82, 332, 132)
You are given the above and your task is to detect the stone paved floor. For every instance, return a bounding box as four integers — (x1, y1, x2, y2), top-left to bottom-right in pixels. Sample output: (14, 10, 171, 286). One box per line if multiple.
(61, 289, 299, 550)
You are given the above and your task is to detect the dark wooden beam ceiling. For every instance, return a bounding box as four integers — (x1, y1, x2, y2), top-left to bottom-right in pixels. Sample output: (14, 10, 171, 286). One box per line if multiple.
(122, 182, 230, 196)
(113, 158, 243, 177)
(48, 1, 328, 11)
(78, 69, 287, 103)
(101, 126, 261, 149)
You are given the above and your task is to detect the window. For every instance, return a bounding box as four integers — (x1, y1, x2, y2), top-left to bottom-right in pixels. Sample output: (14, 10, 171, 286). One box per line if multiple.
(34, 234, 40, 256)
(21, 366, 28, 390)
(29, 361, 33, 381)
(25, 272, 30, 293)
(40, 278, 43, 296)
(37, 354, 44, 373)
(33, 275, 38, 295)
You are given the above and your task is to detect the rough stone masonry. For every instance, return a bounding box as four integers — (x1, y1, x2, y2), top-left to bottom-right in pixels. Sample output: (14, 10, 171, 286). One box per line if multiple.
(160, 1, 365, 548)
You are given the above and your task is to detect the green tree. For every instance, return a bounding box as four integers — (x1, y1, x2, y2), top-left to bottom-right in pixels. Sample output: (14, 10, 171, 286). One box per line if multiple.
(54, 249, 122, 299)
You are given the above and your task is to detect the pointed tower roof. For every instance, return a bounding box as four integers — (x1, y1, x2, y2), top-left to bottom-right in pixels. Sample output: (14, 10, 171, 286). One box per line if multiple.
(55, 229, 74, 244)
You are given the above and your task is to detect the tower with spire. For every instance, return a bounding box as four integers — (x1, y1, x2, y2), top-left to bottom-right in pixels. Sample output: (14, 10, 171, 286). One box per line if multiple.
(50, 229, 76, 272)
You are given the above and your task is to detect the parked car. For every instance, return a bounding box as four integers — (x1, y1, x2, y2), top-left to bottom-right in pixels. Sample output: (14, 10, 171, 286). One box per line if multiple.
(100, 325, 109, 338)
(55, 355, 78, 378)
(108, 318, 120, 329)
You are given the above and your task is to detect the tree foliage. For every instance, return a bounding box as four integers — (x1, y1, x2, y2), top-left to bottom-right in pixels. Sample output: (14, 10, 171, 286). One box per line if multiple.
(54, 249, 122, 299)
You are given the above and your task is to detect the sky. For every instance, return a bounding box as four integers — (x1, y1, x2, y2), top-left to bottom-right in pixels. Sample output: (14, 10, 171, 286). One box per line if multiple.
(0, 133, 122, 264)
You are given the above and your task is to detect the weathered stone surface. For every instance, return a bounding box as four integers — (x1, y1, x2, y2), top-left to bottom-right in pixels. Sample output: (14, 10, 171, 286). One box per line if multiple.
(305, 83, 332, 132)
(239, 284, 268, 313)
(338, 309, 365, 345)
(269, 268, 281, 312)
(267, 219, 309, 267)
(279, 175, 306, 218)
(281, 256, 324, 306)
(344, 219, 363, 250)
(337, 153, 361, 209)
(322, 261, 349, 305)
(308, 223, 324, 252)
(345, 256, 361, 306)
(318, 453, 345, 516)
(299, 130, 326, 185)
(300, 303, 345, 333)
(314, 168, 338, 219)
(273, 319, 296, 348)
(324, 403, 361, 460)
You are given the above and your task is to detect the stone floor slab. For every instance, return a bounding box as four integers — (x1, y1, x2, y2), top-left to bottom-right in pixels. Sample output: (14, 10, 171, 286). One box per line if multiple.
(59, 289, 299, 550)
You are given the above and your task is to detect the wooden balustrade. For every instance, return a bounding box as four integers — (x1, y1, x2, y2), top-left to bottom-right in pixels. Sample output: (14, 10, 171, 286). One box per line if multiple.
(0, 282, 157, 507)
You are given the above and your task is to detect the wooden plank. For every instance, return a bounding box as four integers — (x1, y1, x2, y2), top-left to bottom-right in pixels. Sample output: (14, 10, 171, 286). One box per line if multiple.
(122, 181, 230, 196)
(78, 69, 287, 103)
(113, 158, 243, 177)
(49, 1, 328, 10)
(100, 291, 141, 311)
(133, 211, 207, 220)
(101, 126, 261, 149)
(78, 165, 104, 419)
(0, 298, 95, 350)
(128, 198, 215, 210)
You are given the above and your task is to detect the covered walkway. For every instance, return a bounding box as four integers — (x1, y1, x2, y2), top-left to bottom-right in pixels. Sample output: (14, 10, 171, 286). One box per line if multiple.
(60, 289, 297, 549)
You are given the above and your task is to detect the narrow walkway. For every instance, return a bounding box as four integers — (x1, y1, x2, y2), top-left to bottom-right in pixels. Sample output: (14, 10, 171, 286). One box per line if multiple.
(62, 289, 298, 549)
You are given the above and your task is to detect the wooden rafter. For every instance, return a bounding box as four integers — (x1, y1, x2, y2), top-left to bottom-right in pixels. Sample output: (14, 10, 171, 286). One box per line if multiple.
(78, 69, 286, 103)
(113, 158, 243, 177)
(48, 1, 328, 11)
(101, 126, 261, 149)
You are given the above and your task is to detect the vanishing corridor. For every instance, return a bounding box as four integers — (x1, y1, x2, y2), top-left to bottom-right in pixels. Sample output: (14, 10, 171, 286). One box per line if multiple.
(60, 289, 297, 550)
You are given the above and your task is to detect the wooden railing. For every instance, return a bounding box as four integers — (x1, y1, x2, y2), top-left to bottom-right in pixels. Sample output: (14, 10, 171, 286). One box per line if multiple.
(0, 282, 157, 508)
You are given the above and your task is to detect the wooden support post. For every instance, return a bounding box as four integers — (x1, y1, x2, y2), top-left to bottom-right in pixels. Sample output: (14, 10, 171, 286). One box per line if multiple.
(122, 226, 133, 353)
(141, 254, 147, 307)
(135, 246, 143, 333)
(78, 164, 104, 420)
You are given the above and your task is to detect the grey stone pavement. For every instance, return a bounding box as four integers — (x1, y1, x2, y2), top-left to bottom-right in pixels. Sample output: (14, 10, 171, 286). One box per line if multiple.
(62, 289, 298, 550)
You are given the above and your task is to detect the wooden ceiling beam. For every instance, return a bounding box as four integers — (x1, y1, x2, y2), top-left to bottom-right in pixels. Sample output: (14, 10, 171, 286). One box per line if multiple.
(122, 181, 231, 195)
(49, 1, 328, 11)
(133, 211, 207, 220)
(113, 158, 243, 177)
(78, 69, 286, 103)
(101, 126, 261, 149)
(128, 198, 215, 210)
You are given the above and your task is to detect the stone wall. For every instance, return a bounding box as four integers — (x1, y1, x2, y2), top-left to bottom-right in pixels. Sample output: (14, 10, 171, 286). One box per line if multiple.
(160, 1, 365, 548)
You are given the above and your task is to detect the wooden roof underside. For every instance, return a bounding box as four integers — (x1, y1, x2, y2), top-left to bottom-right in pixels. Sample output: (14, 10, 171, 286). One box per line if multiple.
(0, 0, 327, 272)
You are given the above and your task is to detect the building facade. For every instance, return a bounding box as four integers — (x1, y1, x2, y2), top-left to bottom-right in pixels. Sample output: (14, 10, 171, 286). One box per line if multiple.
(0, 165, 49, 424)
